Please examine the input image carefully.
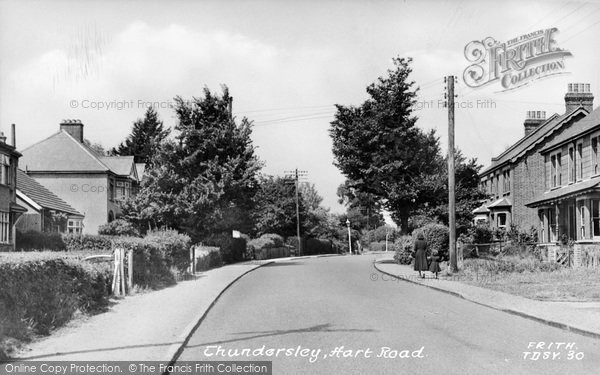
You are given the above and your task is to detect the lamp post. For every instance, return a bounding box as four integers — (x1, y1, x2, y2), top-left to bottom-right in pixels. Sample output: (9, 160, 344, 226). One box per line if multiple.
(385, 231, 390, 252)
(346, 219, 352, 255)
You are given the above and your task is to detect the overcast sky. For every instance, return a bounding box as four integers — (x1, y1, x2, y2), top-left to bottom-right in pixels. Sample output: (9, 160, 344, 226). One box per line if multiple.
(1, 0, 599, 216)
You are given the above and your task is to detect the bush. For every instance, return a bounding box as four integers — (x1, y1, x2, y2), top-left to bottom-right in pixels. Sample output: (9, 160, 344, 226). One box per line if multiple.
(98, 219, 140, 237)
(0, 254, 111, 358)
(62, 234, 113, 252)
(16, 230, 66, 251)
(194, 246, 223, 271)
(144, 229, 191, 272)
(362, 226, 399, 243)
(111, 237, 176, 288)
(413, 223, 449, 260)
(393, 235, 413, 265)
(463, 255, 562, 275)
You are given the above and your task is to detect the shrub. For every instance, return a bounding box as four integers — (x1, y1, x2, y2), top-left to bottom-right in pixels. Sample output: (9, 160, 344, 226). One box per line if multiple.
(0, 254, 111, 358)
(462, 255, 562, 275)
(194, 246, 223, 271)
(98, 219, 140, 237)
(111, 237, 176, 288)
(393, 235, 413, 265)
(62, 234, 113, 252)
(368, 242, 386, 252)
(144, 229, 191, 272)
(16, 230, 66, 251)
(413, 223, 449, 260)
(248, 234, 285, 252)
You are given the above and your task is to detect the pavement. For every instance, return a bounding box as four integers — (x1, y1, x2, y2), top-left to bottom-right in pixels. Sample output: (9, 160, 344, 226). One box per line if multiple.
(371, 252, 600, 340)
(12, 254, 340, 364)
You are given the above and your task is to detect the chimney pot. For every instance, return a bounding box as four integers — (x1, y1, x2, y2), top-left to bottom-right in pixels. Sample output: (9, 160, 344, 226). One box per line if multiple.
(565, 83, 594, 113)
(60, 119, 84, 143)
(524, 110, 546, 136)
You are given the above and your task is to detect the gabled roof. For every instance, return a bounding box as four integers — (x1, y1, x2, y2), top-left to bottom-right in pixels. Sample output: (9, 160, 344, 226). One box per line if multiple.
(21, 131, 109, 172)
(540, 106, 600, 154)
(135, 163, 146, 179)
(487, 197, 512, 208)
(472, 204, 490, 214)
(99, 156, 136, 178)
(16, 169, 83, 217)
(21, 129, 138, 179)
(526, 178, 600, 207)
(481, 107, 589, 175)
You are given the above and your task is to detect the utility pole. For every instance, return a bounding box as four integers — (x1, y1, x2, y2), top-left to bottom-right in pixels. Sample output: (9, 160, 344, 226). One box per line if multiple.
(446, 75, 458, 273)
(284, 169, 307, 256)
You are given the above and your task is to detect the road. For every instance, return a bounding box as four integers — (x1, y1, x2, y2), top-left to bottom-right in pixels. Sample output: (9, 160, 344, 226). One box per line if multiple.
(177, 255, 600, 374)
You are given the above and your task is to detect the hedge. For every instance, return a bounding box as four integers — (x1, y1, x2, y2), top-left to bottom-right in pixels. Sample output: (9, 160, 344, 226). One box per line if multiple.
(193, 246, 223, 272)
(304, 238, 333, 255)
(98, 219, 140, 237)
(413, 223, 449, 261)
(393, 236, 413, 265)
(0, 253, 112, 359)
(16, 230, 66, 251)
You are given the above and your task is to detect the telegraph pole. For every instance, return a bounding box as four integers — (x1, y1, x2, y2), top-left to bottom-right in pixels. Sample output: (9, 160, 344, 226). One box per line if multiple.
(284, 169, 307, 256)
(446, 75, 458, 273)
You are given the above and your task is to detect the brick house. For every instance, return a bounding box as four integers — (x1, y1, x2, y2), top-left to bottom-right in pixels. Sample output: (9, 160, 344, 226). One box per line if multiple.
(16, 169, 84, 234)
(20, 120, 140, 234)
(477, 83, 594, 235)
(0, 126, 27, 250)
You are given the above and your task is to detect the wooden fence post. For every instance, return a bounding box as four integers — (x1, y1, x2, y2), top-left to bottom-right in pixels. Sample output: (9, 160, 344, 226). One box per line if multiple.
(127, 249, 133, 293)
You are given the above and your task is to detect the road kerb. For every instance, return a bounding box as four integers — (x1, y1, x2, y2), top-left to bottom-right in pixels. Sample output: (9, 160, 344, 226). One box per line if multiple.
(163, 261, 274, 371)
(372, 261, 600, 340)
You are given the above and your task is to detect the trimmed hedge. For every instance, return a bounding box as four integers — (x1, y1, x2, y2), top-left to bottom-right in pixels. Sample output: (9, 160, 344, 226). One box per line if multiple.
(0, 253, 112, 358)
(16, 230, 66, 251)
(304, 238, 333, 255)
(393, 236, 413, 265)
(63, 234, 113, 252)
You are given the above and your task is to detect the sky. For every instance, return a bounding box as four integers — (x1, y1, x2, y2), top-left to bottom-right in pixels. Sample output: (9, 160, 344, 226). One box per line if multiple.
(1, 0, 600, 219)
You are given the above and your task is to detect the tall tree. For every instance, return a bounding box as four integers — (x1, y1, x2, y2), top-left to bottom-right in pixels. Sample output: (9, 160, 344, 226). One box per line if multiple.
(122, 87, 261, 240)
(251, 176, 301, 237)
(112, 107, 170, 163)
(330, 57, 443, 231)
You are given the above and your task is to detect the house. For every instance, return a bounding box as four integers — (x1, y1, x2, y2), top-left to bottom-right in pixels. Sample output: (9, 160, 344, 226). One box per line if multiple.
(525, 103, 600, 245)
(0, 125, 27, 251)
(16, 169, 84, 234)
(20, 120, 140, 234)
(477, 83, 593, 234)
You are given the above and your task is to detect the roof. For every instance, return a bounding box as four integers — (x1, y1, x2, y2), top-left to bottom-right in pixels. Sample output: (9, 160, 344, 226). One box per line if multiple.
(16, 169, 83, 216)
(99, 156, 136, 177)
(526, 178, 600, 207)
(21, 131, 109, 172)
(540, 105, 600, 153)
(21, 129, 137, 179)
(487, 197, 512, 208)
(472, 204, 490, 214)
(135, 163, 146, 179)
(480, 107, 588, 175)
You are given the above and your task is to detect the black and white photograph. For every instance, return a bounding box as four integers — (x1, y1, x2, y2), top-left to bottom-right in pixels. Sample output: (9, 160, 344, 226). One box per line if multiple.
(1, 0, 600, 374)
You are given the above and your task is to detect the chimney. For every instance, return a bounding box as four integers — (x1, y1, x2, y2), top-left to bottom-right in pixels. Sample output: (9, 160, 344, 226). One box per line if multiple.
(565, 83, 594, 113)
(11, 124, 16, 147)
(60, 119, 84, 143)
(524, 110, 546, 136)
(0, 132, 6, 144)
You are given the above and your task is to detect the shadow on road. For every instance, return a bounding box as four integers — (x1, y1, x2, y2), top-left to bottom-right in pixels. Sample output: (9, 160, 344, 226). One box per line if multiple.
(186, 323, 377, 348)
(263, 261, 304, 267)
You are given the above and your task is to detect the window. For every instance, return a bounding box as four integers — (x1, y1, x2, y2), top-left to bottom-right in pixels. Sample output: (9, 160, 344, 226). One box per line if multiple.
(503, 170, 510, 194)
(495, 174, 500, 197)
(0, 155, 10, 186)
(577, 143, 583, 180)
(115, 181, 131, 200)
(593, 136, 600, 175)
(538, 210, 545, 243)
(0, 211, 9, 243)
(551, 153, 562, 188)
(549, 207, 557, 242)
(569, 146, 575, 182)
(67, 219, 83, 234)
(109, 180, 114, 201)
(497, 213, 507, 228)
(579, 201, 586, 239)
(593, 200, 600, 239)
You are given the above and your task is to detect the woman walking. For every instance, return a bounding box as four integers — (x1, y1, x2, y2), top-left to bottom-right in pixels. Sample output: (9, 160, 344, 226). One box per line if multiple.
(413, 232, 428, 278)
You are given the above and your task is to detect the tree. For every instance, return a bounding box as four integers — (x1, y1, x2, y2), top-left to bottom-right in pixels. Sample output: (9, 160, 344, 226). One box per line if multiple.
(111, 107, 171, 163)
(330, 57, 442, 231)
(251, 176, 300, 237)
(84, 139, 107, 156)
(121, 87, 261, 241)
(336, 180, 385, 231)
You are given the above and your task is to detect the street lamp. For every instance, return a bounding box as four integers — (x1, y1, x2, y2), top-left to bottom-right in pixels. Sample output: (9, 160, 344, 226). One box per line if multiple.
(346, 219, 352, 255)
(385, 231, 390, 252)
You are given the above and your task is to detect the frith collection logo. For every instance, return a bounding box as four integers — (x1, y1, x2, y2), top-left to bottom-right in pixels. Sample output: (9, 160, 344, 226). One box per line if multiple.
(463, 28, 572, 91)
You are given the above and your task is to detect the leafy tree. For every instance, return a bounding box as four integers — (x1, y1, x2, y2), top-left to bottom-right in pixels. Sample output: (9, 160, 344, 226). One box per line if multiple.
(330, 57, 443, 232)
(111, 107, 171, 163)
(121, 87, 261, 241)
(83, 139, 107, 156)
(251, 175, 301, 237)
(336, 180, 385, 231)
